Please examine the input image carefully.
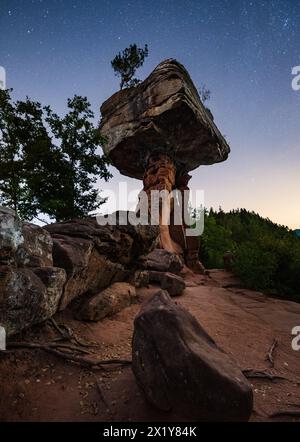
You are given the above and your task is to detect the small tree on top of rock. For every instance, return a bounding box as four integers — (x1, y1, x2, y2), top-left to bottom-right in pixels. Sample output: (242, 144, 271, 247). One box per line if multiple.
(198, 84, 211, 103)
(111, 44, 149, 89)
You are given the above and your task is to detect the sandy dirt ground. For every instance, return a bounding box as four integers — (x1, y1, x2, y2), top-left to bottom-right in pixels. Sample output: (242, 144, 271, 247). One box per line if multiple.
(0, 269, 299, 422)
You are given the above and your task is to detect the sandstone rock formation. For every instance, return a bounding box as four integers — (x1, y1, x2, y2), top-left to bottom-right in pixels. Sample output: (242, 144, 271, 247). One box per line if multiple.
(140, 248, 183, 274)
(0, 209, 158, 336)
(48, 231, 127, 310)
(100, 59, 230, 179)
(45, 216, 158, 310)
(17, 222, 53, 268)
(77, 282, 137, 321)
(132, 290, 253, 421)
(148, 271, 186, 296)
(131, 270, 149, 288)
(100, 59, 230, 271)
(0, 207, 66, 336)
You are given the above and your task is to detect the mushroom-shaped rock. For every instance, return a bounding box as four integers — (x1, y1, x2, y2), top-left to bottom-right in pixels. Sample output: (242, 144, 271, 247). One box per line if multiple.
(100, 59, 230, 271)
(100, 58, 230, 179)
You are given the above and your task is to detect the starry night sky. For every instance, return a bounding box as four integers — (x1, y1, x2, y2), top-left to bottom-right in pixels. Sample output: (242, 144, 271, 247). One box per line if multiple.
(1, 0, 300, 228)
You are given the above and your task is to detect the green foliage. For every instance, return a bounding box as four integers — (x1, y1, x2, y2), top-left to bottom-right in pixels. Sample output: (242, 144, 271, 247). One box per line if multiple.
(199, 208, 300, 300)
(233, 243, 277, 290)
(198, 84, 211, 103)
(200, 215, 235, 268)
(0, 90, 111, 221)
(43, 96, 111, 221)
(0, 89, 50, 219)
(111, 43, 149, 89)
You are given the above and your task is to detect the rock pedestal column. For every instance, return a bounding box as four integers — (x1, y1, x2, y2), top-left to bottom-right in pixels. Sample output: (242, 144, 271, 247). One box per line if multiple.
(141, 154, 205, 273)
(175, 172, 205, 274)
(142, 153, 181, 254)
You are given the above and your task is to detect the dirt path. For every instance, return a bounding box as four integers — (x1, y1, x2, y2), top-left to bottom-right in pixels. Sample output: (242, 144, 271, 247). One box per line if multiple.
(0, 270, 299, 422)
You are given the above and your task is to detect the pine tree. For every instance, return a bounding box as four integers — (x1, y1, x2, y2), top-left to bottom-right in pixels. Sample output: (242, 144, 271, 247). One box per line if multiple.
(111, 44, 149, 89)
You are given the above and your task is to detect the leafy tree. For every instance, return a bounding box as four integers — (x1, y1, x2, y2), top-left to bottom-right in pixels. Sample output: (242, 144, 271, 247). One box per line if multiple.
(233, 243, 277, 291)
(200, 215, 235, 268)
(0, 89, 24, 214)
(0, 89, 51, 219)
(0, 90, 111, 222)
(199, 207, 300, 301)
(42, 96, 111, 221)
(111, 43, 149, 89)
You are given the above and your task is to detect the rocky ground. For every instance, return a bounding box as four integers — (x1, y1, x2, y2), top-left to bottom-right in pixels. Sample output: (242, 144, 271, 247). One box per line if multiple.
(0, 269, 299, 422)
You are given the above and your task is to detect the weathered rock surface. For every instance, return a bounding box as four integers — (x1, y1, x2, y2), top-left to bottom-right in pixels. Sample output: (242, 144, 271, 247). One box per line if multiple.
(0, 208, 66, 336)
(33, 267, 67, 313)
(132, 290, 253, 421)
(0, 267, 66, 336)
(46, 216, 158, 310)
(140, 248, 184, 274)
(0, 209, 158, 335)
(77, 282, 137, 321)
(49, 233, 127, 310)
(148, 271, 185, 296)
(46, 214, 159, 264)
(100, 59, 230, 179)
(132, 270, 150, 288)
(0, 207, 24, 265)
(16, 222, 53, 267)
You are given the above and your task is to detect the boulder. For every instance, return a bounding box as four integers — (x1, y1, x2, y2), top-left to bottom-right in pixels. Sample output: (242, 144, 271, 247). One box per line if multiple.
(112, 217, 159, 259)
(0, 207, 23, 266)
(0, 208, 67, 336)
(0, 267, 66, 336)
(0, 210, 158, 334)
(45, 216, 158, 310)
(51, 234, 128, 310)
(132, 270, 149, 288)
(77, 282, 137, 321)
(46, 215, 159, 264)
(46, 218, 133, 265)
(148, 271, 185, 296)
(17, 222, 53, 267)
(141, 249, 184, 274)
(33, 267, 67, 313)
(100, 59, 230, 180)
(132, 290, 253, 421)
(0, 208, 53, 268)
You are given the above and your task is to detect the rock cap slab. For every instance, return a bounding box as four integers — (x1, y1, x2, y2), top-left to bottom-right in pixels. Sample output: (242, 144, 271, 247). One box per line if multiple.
(100, 58, 230, 179)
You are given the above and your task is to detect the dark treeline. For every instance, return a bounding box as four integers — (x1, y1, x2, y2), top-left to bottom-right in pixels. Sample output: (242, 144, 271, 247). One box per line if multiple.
(199, 208, 300, 301)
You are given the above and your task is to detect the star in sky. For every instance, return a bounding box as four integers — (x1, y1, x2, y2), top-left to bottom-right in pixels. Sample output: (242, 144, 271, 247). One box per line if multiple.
(0, 0, 299, 228)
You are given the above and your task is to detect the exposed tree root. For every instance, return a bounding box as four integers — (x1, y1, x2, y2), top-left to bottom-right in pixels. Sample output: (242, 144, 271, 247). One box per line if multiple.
(47, 342, 91, 355)
(48, 318, 97, 348)
(265, 338, 278, 367)
(242, 368, 300, 386)
(242, 369, 286, 381)
(6, 341, 132, 370)
(93, 374, 111, 411)
(270, 410, 300, 418)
